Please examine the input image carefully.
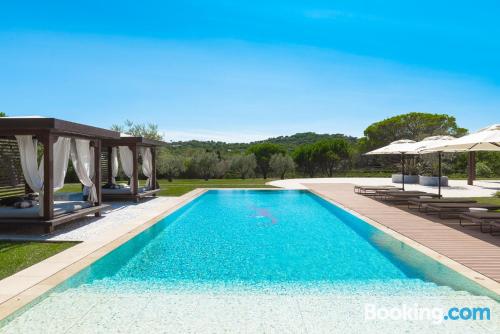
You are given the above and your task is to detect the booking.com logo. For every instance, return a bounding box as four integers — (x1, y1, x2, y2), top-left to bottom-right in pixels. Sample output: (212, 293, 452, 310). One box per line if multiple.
(364, 304, 491, 324)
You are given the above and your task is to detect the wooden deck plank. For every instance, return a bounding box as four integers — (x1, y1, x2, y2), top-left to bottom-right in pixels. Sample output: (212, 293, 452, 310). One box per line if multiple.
(307, 183, 500, 284)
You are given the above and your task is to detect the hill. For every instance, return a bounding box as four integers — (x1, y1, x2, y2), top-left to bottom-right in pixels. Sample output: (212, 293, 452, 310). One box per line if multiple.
(168, 132, 359, 155)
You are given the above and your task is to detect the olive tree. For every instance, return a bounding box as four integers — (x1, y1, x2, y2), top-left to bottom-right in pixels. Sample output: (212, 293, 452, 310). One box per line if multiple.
(231, 154, 257, 179)
(111, 120, 163, 141)
(269, 154, 295, 180)
(192, 151, 219, 180)
(214, 159, 231, 179)
(157, 151, 186, 182)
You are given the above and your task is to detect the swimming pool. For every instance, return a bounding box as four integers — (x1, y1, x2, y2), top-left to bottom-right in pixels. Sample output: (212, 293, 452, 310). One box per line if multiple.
(1, 190, 498, 333)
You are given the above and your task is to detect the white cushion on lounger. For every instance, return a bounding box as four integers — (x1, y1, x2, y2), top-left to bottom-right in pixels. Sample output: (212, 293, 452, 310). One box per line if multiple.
(469, 207, 488, 212)
(54, 201, 92, 214)
(0, 201, 92, 218)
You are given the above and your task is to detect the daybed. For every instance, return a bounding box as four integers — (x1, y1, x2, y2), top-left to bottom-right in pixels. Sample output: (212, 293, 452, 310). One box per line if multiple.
(101, 135, 166, 202)
(0, 117, 118, 233)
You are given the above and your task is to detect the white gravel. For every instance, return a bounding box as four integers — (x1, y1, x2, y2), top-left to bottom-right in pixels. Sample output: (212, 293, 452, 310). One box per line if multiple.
(0, 197, 184, 242)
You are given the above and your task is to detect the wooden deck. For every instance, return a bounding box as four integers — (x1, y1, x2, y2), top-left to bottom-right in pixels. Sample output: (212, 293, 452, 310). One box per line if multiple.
(307, 183, 500, 283)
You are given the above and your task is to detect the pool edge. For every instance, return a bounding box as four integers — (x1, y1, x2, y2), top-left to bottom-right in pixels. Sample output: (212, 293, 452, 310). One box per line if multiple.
(1, 187, 498, 322)
(308, 188, 500, 297)
(0, 189, 207, 321)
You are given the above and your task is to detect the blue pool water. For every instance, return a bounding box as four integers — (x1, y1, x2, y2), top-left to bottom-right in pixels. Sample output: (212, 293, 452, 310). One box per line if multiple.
(1, 190, 498, 333)
(96, 190, 407, 283)
(66, 190, 495, 296)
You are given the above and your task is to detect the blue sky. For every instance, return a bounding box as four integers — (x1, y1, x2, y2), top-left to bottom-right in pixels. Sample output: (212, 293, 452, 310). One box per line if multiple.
(1, 1, 499, 142)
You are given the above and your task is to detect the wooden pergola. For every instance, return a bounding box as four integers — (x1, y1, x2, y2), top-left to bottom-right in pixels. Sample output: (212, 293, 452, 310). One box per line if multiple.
(0, 117, 120, 233)
(101, 136, 166, 202)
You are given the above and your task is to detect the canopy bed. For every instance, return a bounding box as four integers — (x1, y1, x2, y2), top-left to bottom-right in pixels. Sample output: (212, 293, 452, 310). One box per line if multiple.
(0, 117, 120, 233)
(101, 135, 166, 202)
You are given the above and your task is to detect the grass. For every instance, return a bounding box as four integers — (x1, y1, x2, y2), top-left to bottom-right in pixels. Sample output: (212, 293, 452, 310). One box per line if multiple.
(0, 241, 77, 280)
(469, 196, 500, 206)
(453, 196, 500, 212)
(155, 178, 276, 196)
(59, 177, 500, 197)
(12, 180, 500, 281)
(59, 178, 277, 197)
(57, 183, 83, 193)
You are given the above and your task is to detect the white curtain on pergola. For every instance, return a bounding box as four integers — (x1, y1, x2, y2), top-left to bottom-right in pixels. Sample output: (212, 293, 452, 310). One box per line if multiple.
(70, 139, 97, 203)
(140, 147, 153, 188)
(119, 146, 134, 185)
(16, 135, 71, 215)
(111, 147, 119, 184)
(16, 136, 44, 194)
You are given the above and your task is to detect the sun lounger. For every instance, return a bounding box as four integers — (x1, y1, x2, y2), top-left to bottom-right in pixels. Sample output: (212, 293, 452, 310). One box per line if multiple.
(373, 189, 422, 200)
(408, 198, 477, 212)
(376, 190, 439, 202)
(425, 203, 500, 219)
(354, 185, 400, 195)
(490, 221, 500, 236)
(459, 211, 500, 233)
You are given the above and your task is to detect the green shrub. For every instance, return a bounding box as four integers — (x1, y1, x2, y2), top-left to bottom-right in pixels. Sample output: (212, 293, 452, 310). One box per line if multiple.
(476, 161, 493, 177)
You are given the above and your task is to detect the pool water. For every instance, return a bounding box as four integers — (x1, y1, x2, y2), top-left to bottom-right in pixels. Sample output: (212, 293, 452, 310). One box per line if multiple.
(96, 190, 409, 284)
(1, 190, 498, 333)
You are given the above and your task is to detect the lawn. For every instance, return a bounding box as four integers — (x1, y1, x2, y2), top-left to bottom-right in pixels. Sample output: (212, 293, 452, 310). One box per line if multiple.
(0, 241, 77, 280)
(59, 178, 277, 196)
(59, 179, 500, 198)
(155, 178, 277, 196)
(470, 196, 500, 206)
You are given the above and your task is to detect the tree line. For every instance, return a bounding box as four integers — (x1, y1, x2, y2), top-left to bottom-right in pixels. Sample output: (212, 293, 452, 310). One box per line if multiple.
(156, 138, 353, 181)
(2, 112, 497, 181)
(104, 114, 500, 181)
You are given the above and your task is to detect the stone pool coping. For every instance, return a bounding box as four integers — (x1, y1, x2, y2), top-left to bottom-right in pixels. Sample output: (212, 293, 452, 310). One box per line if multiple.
(308, 188, 500, 297)
(0, 189, 207, 321)
(0, 187, 498, 321)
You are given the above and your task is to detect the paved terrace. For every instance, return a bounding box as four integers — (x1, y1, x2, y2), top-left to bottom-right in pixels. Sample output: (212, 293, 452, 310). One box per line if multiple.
(0, 190, 205, 309)
(269, 177, 500, 197)
(300, 183, 500, 288)
(0, 187, 499, 332)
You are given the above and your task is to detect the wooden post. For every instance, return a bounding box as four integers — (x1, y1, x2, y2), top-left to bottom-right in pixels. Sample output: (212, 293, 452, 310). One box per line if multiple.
(42, 133, 54, 221)
(151, 146, 157, 191)
(131, 144, 138, 197)
(438, 152, 442, 198)
(401, 153, 405, 191)
(107, 146, 113, 184)
(467, 151, 476, 185)
(94, 139, 102, 216)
